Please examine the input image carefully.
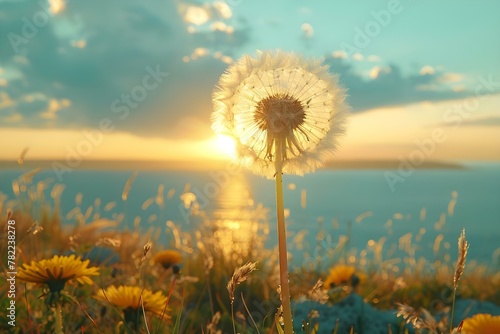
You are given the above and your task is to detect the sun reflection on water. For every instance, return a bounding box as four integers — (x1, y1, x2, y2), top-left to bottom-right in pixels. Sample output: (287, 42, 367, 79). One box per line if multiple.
(210, 173, 269, 264)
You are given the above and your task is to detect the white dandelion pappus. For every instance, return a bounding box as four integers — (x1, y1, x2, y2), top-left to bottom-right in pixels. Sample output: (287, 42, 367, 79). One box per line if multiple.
(212, 50, 349, 178)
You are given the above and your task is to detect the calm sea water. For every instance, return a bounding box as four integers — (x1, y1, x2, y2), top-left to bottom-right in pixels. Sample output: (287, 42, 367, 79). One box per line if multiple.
(1, 163, 499, 269)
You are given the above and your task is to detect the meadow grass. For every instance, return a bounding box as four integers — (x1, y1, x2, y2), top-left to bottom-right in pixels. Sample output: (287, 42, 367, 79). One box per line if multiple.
(0, 169, 499, 333)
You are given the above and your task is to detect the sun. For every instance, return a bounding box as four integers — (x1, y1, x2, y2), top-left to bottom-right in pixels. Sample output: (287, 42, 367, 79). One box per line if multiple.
(215, 134, 236, 158)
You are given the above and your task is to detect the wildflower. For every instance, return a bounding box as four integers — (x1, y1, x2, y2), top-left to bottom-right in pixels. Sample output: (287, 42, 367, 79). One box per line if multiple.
(212, 50, 348, 178)
(17, 254, 99, 293)
(96, 285, 170, 328)
(323, 265, 363, 289)
(153, 250, 183, 270)
(461, 314, 500, 334)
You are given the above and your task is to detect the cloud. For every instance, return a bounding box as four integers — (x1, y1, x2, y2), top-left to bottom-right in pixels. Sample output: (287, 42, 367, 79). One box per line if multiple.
(1, 0, 497, 144)
(301, 23, 314, 38)
(0, 0, 251, 140)
(323, 55, 480, 112)
(450, 116, 500, 127)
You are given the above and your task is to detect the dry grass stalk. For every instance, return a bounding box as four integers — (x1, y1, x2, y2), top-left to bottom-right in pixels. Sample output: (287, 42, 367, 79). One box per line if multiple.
(308, 279, 329, 304)
(204, 254, 214, 275)
(420, 308, 438, 331)
(139, 241, 152, 267)
(396, 303, 437, 331)
(122, 172, 138, 201)
(26, 221, 44, 235)
(395, 303, 425, 329)
(95, 237, 121, 248)
(454, 228, 469, 289)
(227, 262, 257, 303)
(206, 312, 222, 334)
(451, 228, 469, 333)
(18, 146, 29, 165)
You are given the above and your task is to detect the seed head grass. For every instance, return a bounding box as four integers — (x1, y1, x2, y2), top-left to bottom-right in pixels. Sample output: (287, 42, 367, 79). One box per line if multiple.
(0, 170, 498, 333)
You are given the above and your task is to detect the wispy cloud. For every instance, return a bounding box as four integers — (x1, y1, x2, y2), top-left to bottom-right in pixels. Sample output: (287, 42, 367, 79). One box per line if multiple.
(323, 55, 484, 112)
(448, 116, 500, 127)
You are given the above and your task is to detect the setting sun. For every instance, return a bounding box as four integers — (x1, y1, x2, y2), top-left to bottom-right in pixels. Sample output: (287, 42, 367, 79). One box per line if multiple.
(215, 134, 236, 158)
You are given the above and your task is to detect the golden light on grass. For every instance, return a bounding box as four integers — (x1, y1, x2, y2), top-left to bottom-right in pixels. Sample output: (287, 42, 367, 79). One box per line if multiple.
(17, 254, 99, 292)
(212, 50, 348, 333)
(461, 314, 500, 334)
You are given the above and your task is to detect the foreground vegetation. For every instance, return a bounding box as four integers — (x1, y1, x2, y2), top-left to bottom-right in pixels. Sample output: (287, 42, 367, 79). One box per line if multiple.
(1, 169, 499, 333)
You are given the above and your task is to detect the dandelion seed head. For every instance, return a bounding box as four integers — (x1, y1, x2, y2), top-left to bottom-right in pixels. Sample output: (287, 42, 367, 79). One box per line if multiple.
(212, 50, 349, 178)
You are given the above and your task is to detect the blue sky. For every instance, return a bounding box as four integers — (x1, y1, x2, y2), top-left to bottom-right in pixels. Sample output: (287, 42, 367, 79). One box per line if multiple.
(1, 0, 499, 162)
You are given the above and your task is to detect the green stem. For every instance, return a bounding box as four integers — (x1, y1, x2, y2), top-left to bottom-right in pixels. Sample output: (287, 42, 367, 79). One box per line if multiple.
(231, 302, 236, 334)
(54, 303, 64, 334)
(450, 287, 457, 333)
(275, 139, 293, 333)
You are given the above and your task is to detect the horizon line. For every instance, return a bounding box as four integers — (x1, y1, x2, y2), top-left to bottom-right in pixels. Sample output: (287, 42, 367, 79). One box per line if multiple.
(0, 158, 473, 171)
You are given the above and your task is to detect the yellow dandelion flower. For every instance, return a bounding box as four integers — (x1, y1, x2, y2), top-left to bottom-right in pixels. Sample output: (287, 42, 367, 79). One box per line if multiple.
(96, 285, 170, 319)
(461, 314, 500, 334)
(17, 254, 99, 293)
(153, 250, 183, 270)
(323, 265, 363, 289)
(212, 50, 348, 178)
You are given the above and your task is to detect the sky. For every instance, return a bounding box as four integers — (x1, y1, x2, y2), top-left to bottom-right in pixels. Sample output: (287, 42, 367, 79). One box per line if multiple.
(1, 0, 499, 164)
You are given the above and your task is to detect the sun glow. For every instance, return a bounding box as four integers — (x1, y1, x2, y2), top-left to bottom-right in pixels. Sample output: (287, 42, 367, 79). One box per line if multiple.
(215, 134, 236, 158)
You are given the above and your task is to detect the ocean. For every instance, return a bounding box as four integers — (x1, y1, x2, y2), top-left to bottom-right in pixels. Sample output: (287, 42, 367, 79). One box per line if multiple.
(1, 163, 499, 270)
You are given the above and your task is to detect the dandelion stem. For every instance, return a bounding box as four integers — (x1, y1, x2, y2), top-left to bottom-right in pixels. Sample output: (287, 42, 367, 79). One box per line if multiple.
(275, 138, 294, 333)
(157, 275, 177, 332)
(54, 303, 64, 334)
